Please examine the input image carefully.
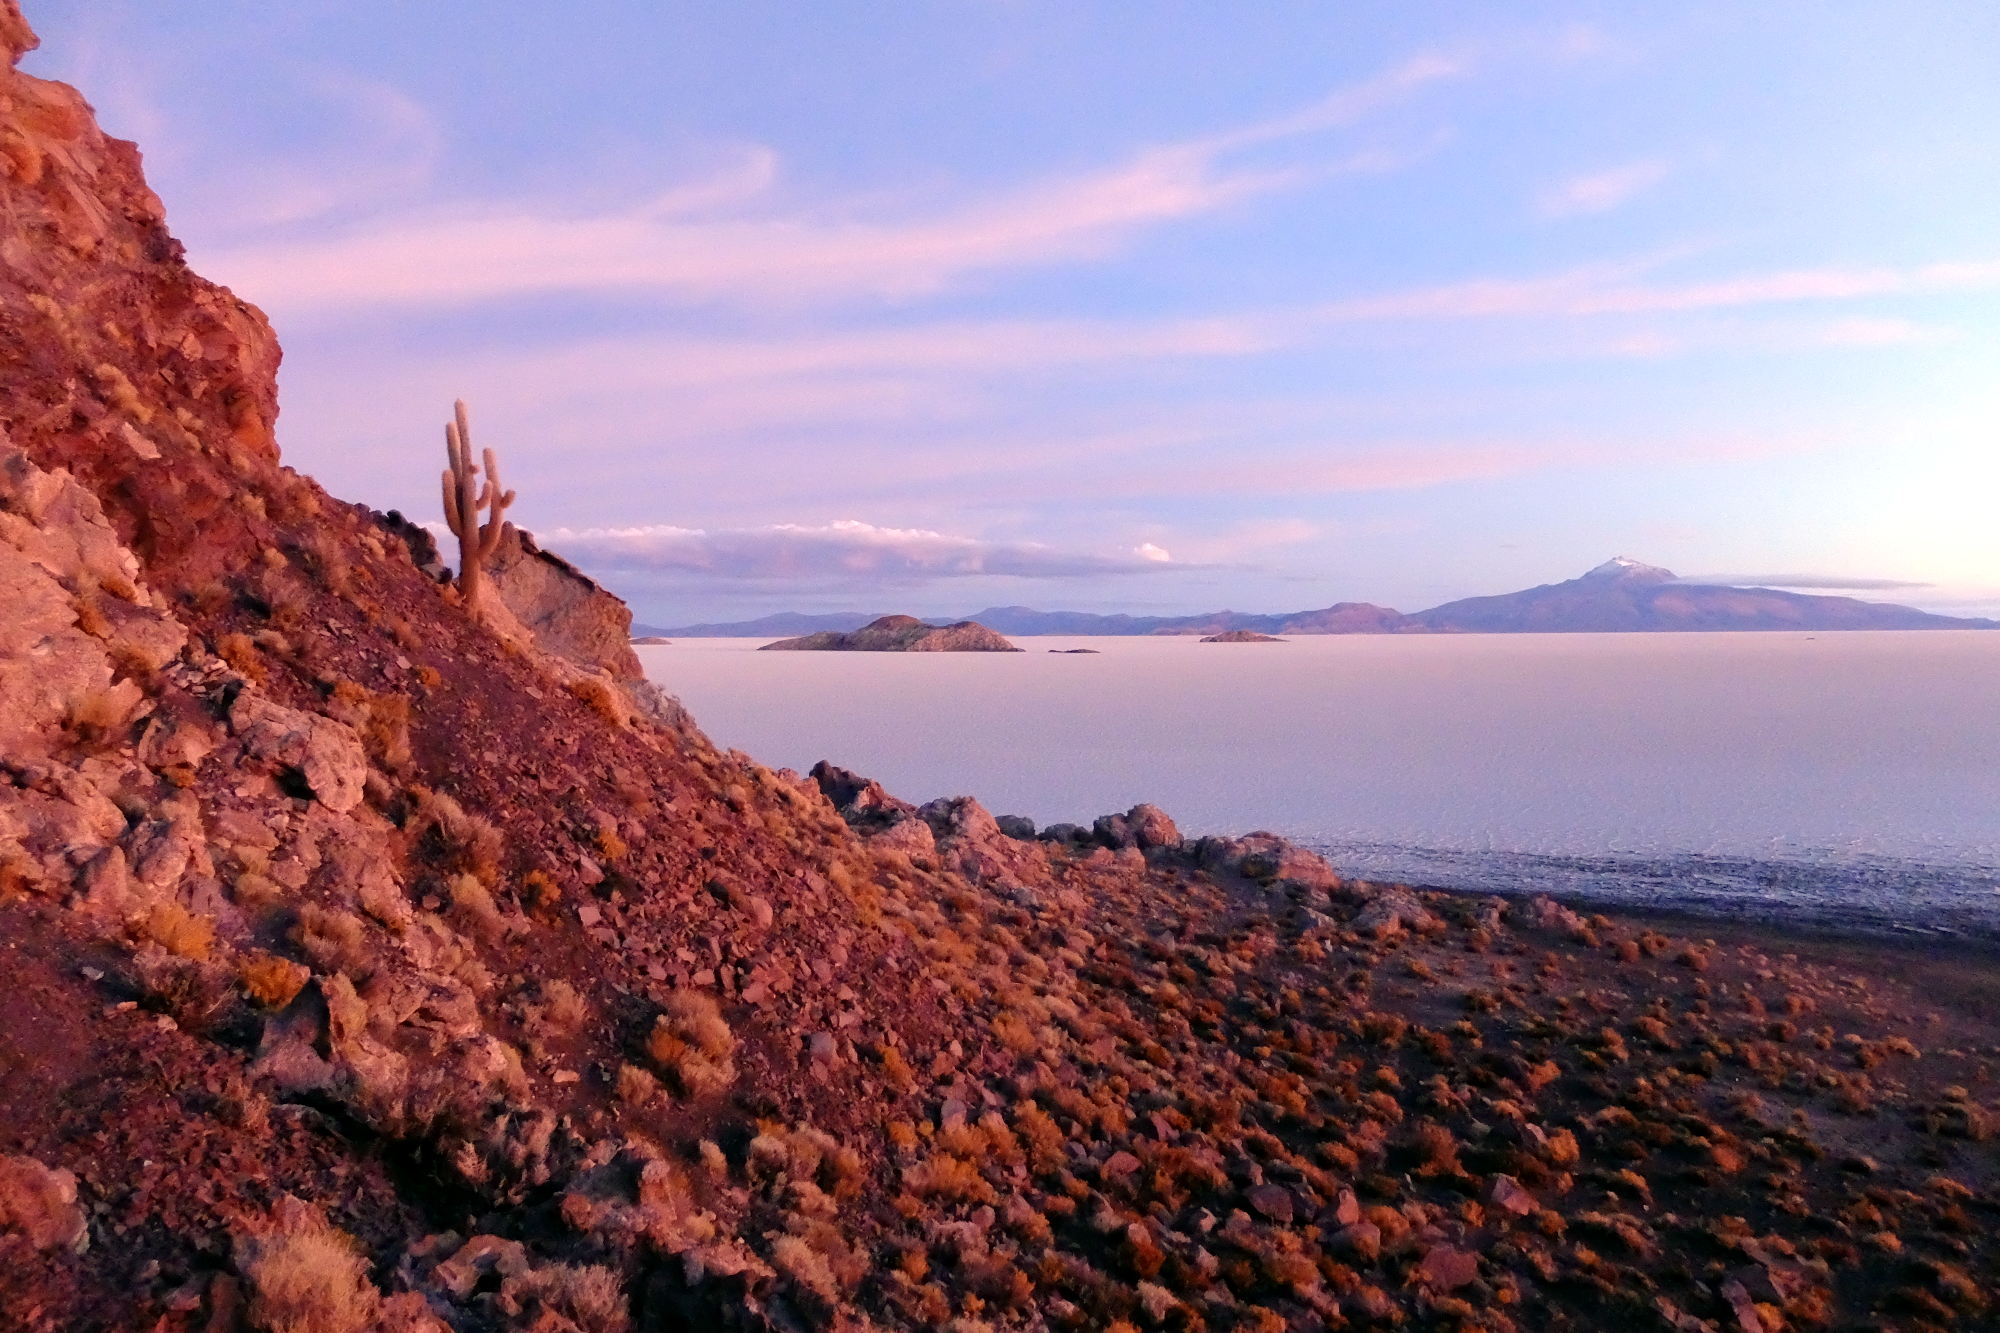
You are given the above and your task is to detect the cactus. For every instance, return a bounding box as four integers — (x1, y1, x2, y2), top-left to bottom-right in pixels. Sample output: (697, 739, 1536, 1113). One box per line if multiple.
(439, 399, 515, 614)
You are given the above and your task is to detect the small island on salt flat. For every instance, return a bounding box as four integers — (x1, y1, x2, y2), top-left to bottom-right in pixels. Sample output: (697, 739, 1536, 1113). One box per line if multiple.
(761, 614, 1022, 652)
(1200, 629, 1286, 643)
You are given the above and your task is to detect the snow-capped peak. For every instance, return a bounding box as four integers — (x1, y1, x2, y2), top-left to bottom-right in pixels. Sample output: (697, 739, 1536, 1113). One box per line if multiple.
(1583, 556, 1676, 581)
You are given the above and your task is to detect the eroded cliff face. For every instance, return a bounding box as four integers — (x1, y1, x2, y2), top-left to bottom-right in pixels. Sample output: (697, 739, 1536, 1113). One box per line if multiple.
(488, 528, 645, 684)
(4, 9, 2000, 1333)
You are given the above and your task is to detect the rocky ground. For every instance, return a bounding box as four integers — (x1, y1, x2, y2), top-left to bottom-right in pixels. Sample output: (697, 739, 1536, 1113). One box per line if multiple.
(1, 5, 1997, 1331)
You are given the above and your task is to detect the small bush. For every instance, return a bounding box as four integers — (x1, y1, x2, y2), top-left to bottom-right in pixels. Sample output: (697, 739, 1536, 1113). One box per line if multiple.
(499, 1263, 629, 1333)
(134, 900, 215, 960)
(240, 954, 311, 1010)
(295, 905, 370, 976)
(63, 680, 143, 749)
(410, 787, 505, 886)
(569, 676, 629, 727)
(234, 1200, 381, 1333)
(617, 1063, 661, 1108)
(449, 873, 506, 943)
(216, 632, 267, 683)
(534, 978, 586, 1033)
(646, 991, 737, 1097)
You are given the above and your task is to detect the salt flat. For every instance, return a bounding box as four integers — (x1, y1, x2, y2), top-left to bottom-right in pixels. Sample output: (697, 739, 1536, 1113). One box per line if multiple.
(640, 631, 2000, 934)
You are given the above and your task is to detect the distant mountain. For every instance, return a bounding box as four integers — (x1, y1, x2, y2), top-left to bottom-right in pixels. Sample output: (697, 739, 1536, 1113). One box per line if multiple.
(1408, 557, 1995, 633)
(643, 558, 1998, 637)
(649, 602, 1412, 637)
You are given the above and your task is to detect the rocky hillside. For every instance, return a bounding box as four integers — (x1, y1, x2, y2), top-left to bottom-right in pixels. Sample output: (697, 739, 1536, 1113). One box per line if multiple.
(3, 9, 1999, 1332)
(761, 616, 1021, 653)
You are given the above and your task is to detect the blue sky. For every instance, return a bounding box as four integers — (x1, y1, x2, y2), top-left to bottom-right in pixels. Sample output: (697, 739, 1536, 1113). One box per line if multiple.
(27, 0, 2000, 620)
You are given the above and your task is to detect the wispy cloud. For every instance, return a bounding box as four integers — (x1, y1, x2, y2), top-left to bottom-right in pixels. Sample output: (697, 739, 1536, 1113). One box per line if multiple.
(538, 519, 1183, 585)
(1536, 159, 1671, 218)
(1305, 254, 2000, 325)
(202, 53, 1465, 314)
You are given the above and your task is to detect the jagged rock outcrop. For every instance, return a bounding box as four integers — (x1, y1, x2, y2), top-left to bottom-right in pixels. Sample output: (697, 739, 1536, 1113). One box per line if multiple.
(487, 526, 644, 682)
(1199, 628, 1285, 643)
(762, 614, 1021, 652)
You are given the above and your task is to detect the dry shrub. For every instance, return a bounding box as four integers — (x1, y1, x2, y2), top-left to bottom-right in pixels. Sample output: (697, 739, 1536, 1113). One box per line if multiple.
(593, 819, 629, 862)
(325, 681, 411, 771)
(216, 631, 267, 683)
(233, 871, 285, 914)
(522, 869, 562, 918)
(410, 787, 504, 886)
(63, 679, 143, 749)
(499, 1263, 629, 1333)
(240, 953, 311, 1010)
(771, 1233, 841, 1311)
(134, 900, 215, 960)
(569, 675, 629, 728)
(904, 1153, 994, 1203)
(448, 873, 506, 943)
(991, 1012, 1040, 1055)
(234, 1199, 381, 1333)
(616, 1064, 661, 1108)
(130, 949, 231, 1032)
(295, 905, 370, 976)
(646, 991, 737, 1097)
(875, 1042, 917, 1093)
(533, 978, 587, 1033)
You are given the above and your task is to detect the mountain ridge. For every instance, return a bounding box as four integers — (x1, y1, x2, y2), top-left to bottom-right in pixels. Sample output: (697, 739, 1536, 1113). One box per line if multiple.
(639, 560, 1997, 637)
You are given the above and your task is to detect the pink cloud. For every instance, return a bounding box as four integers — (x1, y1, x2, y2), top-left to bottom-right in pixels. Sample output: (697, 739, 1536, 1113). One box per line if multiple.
(199, 54, 1466, 314)
(539, 519, 1183, 584)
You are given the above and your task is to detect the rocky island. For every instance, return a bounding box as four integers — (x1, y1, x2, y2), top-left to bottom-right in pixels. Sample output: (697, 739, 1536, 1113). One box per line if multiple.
(0, 9, 1996, 1331)
(761, 614, 1022, 652)
(1200, 629, 1287, 643)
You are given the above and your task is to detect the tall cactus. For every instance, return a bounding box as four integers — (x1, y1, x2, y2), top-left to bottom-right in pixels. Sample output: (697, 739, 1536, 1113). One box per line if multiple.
(440, 399, 515, 614)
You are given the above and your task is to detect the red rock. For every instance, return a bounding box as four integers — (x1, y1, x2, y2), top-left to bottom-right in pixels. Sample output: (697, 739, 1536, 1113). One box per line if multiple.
(1334, 1222, 1382, 1260)
(1721, 1280, 1766, 1333)
(1488, 1174, 1535, 1217)
(1417, 1245, 1479, 1291)
(1245, 1183, 1294, 1223)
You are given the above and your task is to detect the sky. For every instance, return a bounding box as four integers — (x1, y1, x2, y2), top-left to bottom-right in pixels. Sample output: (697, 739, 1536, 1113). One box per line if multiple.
(25, 1, 2000, 622)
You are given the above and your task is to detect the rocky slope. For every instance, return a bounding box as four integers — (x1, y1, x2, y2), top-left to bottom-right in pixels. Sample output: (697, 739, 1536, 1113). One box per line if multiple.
(2, 10, 1999, 1333)
(761, 615, 1022, 653)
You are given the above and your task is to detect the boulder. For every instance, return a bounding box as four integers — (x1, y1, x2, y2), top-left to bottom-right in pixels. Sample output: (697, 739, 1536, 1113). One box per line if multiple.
(229, 694, 368, 813)
(487, 526, 645, 683)
(1196, 832, 1339, 890)
(0, 1154, 88, 1253)
(920, 795, 1003, 846)
(1350, 886, 1440, 939)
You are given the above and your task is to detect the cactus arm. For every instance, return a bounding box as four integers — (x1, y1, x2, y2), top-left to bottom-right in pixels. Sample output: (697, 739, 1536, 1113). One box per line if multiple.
(438, 398, 518, 614)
